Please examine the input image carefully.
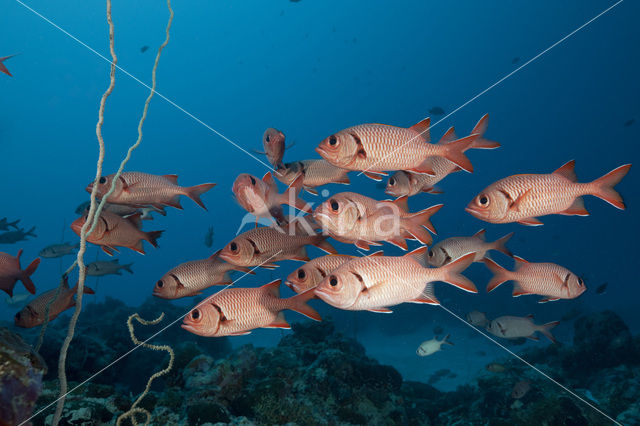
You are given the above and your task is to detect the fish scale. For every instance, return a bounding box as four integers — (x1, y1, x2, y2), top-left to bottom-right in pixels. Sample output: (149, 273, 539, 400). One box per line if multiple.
(106, 172, 185, 205)
(511, 262, 582, 299)
(388, 158, 453, 196)
(287, 254, 355, 293)
(155, 257, 238, 299)
(275, 159, 350, 189)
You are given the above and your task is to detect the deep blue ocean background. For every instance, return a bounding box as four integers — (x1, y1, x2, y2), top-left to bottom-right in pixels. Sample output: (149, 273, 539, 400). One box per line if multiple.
(1, 0, 639, 394)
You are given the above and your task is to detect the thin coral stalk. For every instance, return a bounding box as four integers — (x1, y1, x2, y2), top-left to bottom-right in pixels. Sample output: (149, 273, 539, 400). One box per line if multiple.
(116, 313, 175, 426)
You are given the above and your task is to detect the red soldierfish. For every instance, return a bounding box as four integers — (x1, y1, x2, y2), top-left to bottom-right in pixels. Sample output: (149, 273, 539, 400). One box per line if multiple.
(386, 115, 500, 197)
(427, 229, 513, 267)
(0, 250, 39, 296)
(484, 256, 586, 303)
(153, 250, 253, 299)
(285, 254, 355, 293)
(87, 172, 216, 210)
(14, 277, 95, 328)
(486, 315, 559, 343)
(219, 224, 337, 269)
(314, 249, 476, 312)
(181, 280, 321, 337)
(259, 128, 287, 170)
(315, 117, 479, 181)
(274, 160, 351, 195)
(0, 55, 17, 77)
(466, 161, 631, 226)
(313, 192, 442, 250)
(70, 211, 163, 255)
(232, 172, 309, 225)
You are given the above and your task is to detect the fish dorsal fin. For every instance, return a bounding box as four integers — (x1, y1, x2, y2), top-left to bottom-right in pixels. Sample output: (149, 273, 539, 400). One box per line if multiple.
(367, 250, 384, 257)
(552, 160, 577, 182)
(209, 249, 222, 260)
(405, 246, 428, 258)
(409, 117, 431, 142)
(513, 255, 528, 269)
(262, 171, 278, 194)
(163, 174, 179, 184)
(62, 275, 70, 289)
(261, 279, 281, 298)
(473, 229, 486, 240)
(126, 213, 144, 229)
(391, 195, 409, 212)
(438, 126, 457, 144)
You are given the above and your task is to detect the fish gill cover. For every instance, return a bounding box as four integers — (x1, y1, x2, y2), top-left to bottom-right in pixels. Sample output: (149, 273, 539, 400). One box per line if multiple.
(1, 0, 639, 425)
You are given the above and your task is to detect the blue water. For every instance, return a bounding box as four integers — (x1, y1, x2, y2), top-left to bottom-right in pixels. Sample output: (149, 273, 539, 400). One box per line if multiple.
(1, 0, 639, 402)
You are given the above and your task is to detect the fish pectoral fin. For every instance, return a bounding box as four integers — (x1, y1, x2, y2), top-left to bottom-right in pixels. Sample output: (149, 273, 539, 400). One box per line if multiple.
(354, 240, 371, 251)
(261, 263, 280, 270)
(305, 187, 319, 196)
(538, 297, 560, 304)
(517, 217, 543, 226)
(509, 189, 532, 212)
(228, 331, 252, 336)
(367, 307, 393, 313)
(559, 197, 589, 216)
(101, 246, 115, 256)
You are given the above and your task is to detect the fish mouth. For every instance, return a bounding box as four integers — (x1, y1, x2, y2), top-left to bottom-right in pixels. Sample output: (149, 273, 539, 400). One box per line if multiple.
(315, 146, 329, 159)
(464, 205, 482, 217)
(284, 280, 296, 291)
(85, 184, 93, 193)
(180, 323, 200, 334)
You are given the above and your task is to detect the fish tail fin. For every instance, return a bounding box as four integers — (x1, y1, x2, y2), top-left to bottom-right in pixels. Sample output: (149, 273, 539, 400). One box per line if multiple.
(287, 288, 321, 321)
(145, 230, 164, 248)
(26, 226, 37, 238)
(441, 134, 477, 173)
(469, 114, 500, 149)
(404, 204, 443, 245)
(123, 263, 134, 274)
(8, 219, 20, 229)
(483, 257, 511, 292)
(539, 321, 560, 343)
(20, 257, 40, 294)
(437, 252, 476, 293)
(492, 232, 514, 257)
(282, 174, 311, 213)
(312, 234, 337, 254)
(589, 164, 631, 210)
(185, 183, 216, 210)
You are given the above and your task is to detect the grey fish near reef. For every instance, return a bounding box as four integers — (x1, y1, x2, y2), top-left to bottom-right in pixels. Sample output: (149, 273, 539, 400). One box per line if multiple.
(623, 118, 635, 127)
(204, 226, 214, 248)
(0, 227, 37, 244)
(4, 293, 30, 307)
(39, 242, 79, 258)
(86, 260, 134, 276)
(486, 314, 559, 343)
(140, 45, 149, 53)
(0, 218, 20, 231)
(428, 106, 445, 115)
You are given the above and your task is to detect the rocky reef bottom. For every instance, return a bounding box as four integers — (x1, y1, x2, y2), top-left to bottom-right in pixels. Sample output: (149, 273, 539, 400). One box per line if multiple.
(5, 298, 640, 425)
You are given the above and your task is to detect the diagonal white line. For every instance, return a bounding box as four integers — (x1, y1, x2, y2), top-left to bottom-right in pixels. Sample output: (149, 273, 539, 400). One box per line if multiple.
(13, 0, 275, 173)
(358, 0, 624, 177)
(353, 249, 620, 424)
(21, 250, 283, 425)
(436, 303, 621, 425)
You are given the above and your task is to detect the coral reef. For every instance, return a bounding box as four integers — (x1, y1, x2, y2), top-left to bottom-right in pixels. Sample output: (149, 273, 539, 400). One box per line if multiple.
(20, 308, 640, 425)
(0, 327, 47, 425)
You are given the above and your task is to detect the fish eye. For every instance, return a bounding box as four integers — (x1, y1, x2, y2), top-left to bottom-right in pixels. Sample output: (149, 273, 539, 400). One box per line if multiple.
(191, 309, 200, 320)
(297, 269, 306, 279)
(250, 176, 256, 185)
(578, 277, 584, 285)
(99, 177, 106, 184)
(329, 136, 337, 146)
(14, 312, 20, 320)
(389, 177, 395, 186)
(329, 275, 338, 287)
(156, 280, 164, 288)
(428, 250, 434, 258)
(330, 199, 339, 211)
(477, 194, 489, 207)
(230, 242, 238, 252)
(265, 134, 271, 143)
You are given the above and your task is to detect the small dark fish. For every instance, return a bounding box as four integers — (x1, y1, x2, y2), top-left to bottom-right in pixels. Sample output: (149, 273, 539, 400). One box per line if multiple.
(0, 218, 20, 231)
(75, 201, 91, 215)
(512, 57, 520, 64)
(476, 350, 486, 356)
(428, 106, 445, 116)
(624, 118, 635, 127)
(486, 362, 506, 373)
(433, 325, 444, 335)
(595, 282, 608, 295)
(204, 226, 214, 248)
(511, 380, 531, 399)
(39, 242, 79, 258)
(0, 227, 36, 244)
(140, 45, 149, 53)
